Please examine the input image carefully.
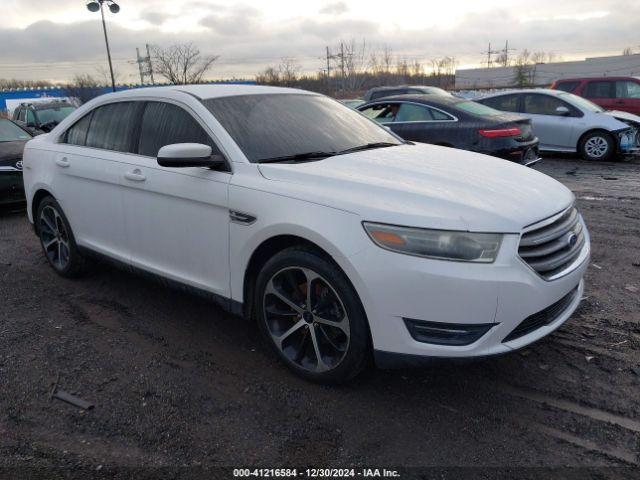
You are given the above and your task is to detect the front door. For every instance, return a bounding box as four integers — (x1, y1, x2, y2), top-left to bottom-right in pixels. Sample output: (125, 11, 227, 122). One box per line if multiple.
(521, 93, 577, 151)
(121, 101, 232, 297)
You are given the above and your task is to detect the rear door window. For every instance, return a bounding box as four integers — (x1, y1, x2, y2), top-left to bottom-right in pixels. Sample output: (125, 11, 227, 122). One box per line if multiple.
(64, 112, 94, 146)
(85, 102, 140, 152)
(395, 103, 434, 122)
(137, 102, 219, 157)
(585, 81, 614, 98)
(481, 94, 520, 112)
(616, 81, 640, 99)
(522, 94, 570, 116)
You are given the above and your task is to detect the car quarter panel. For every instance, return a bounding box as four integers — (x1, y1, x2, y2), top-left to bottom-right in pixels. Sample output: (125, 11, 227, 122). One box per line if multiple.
(228, 163, 369, 304)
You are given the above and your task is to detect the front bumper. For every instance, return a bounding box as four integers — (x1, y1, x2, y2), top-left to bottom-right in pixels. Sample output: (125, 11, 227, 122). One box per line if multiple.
(343, 222, 590, 365)
(0, 172, 25, 205)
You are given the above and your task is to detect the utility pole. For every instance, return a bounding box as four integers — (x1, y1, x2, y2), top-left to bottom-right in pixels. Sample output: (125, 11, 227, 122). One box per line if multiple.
(135, 44, 155, 84)
(500, 40, 516, 67)
(136, 48, 145, 83)
(87, 1, 120, 92)
(484, 42, 499, 68)
(340, 41, 345, 92)
(326, 46, 331, 93)
(146, 43, 155, 84)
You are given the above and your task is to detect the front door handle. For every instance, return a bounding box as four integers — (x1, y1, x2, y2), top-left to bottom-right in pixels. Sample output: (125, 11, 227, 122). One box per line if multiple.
(124, 169, 146, 182)
(55, 157, 70, 168)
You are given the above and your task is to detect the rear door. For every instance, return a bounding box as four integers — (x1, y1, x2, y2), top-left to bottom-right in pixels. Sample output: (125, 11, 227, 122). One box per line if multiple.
(583, 80, 616, 111)
(614, 80, 640, 115)
(120, 100, 232, 297)
(53, 102, 136, 260)
(521, 93, 578, 151)
(392, 102, 459, 144)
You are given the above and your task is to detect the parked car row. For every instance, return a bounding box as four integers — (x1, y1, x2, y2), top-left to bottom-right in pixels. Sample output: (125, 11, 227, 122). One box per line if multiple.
(346, 81, 640, 162)
(21, 85, 590, 382)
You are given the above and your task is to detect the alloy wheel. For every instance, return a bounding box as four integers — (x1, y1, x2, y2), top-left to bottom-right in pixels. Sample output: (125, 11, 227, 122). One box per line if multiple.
(39, 205, 71, 270)
(584, 136, 609, 158)
(262, 267, 350, 373)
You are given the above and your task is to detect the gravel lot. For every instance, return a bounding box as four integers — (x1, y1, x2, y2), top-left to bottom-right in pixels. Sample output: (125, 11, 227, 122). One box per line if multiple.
(1, 156, 639, 476)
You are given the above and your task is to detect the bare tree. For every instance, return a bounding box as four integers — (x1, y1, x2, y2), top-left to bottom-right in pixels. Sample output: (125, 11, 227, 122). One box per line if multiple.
(342, 39, 368, 91)
(150, 43, 219, 84)
(278, 57, 301, 87)
(0, 79, 54, 89)
(95, 65, 122, 85)
(256, 66, 280, 85)
(61, 74, 104, 105)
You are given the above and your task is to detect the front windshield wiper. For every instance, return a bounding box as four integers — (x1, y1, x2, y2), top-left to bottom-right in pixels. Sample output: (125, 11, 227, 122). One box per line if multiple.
(256, 151, 337, 164)
(336, 142, 401, 155)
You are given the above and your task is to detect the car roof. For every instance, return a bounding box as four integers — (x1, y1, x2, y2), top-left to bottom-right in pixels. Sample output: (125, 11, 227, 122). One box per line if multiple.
(33, 101, 74, 110)
(362, 93, 463, 106)
(109, 84, 312, 100)
(555, 76, 640, 82)
(479, 88, 561, 99)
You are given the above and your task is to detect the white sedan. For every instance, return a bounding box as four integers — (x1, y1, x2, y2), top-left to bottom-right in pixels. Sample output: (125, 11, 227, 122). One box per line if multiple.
(478, 89, 639, 161)
(22, 85, 590, 382)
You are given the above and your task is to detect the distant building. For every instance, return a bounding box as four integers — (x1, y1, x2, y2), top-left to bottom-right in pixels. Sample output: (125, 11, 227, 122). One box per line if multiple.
(455, 53, 640, 90)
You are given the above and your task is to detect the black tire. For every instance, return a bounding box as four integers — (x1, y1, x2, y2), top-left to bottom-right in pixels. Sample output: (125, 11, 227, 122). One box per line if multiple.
(35, 196, 88, 278)
(578, 130, 616, 161)
(254, 246, 370, 383)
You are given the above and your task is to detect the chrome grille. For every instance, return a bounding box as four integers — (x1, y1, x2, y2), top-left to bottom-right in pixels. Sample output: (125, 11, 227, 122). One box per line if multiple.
(519, 207, 585, 280)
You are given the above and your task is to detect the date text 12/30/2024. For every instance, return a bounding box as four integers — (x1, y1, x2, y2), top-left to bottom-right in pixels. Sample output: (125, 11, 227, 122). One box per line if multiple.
(233, 469, 401, 478)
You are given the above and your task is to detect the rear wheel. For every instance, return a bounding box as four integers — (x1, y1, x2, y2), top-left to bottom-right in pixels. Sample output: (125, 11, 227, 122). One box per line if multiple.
(36, 196, 88, 277)
(579, 130, 615, 161)
(255, 247, 370, 383)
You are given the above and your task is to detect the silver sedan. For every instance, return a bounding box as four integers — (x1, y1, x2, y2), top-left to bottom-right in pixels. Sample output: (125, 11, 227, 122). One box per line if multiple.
(477, 89, 639, 161)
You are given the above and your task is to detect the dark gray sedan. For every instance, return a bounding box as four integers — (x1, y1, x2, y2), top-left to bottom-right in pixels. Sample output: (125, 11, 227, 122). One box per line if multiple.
(358, 94, 541, 166)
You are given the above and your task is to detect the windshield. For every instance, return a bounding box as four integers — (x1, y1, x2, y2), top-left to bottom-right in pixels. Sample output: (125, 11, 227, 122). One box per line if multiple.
(202, 94, 402, 162)
(0, 119, 31, 142)
(36, 105, 76, 125)
(558, 92, 604, 113)
(455, 101, 503, 117)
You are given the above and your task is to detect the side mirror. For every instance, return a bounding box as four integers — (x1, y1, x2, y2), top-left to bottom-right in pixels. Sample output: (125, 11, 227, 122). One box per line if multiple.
(157, 143, 226, 169)
(555, 106, 570, 116)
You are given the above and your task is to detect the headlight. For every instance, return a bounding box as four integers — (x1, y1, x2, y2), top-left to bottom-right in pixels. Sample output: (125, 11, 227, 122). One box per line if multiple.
(363, 222, 502, 263)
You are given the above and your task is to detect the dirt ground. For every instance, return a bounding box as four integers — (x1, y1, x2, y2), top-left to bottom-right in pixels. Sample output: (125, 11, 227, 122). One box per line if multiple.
(1, 155, 639, 478)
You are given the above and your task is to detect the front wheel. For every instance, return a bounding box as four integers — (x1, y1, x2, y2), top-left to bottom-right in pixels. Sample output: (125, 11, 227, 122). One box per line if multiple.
(255, 247, 370, 383)
(579, 131, 615, 161)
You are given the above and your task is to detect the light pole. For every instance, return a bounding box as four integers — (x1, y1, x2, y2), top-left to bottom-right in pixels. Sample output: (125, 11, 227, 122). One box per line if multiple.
(86, 0, 120, 92)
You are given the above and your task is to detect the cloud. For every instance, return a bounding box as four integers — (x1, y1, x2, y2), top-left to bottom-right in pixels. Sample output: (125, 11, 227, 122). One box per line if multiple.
(319, 2, 349, 15)
(0, 0, 639, 83)
(140, 11, 170, 26)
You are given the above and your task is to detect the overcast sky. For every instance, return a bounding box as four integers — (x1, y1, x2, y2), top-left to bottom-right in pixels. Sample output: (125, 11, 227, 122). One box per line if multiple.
(1, 0, 639, 83)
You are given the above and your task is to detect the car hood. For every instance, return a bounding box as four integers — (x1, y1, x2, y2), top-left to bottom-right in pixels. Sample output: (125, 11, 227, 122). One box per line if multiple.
(604, 110, 640, 125)
(258, 144, 574, 233)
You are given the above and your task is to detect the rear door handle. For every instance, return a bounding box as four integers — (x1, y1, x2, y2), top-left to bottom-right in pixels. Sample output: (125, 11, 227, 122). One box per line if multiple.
(55, 157, 70, 168)
(124, 169, 146, 182)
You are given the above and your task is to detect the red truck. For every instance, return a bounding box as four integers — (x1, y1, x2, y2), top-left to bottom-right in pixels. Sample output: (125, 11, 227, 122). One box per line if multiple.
(550, 76, 640, 115)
